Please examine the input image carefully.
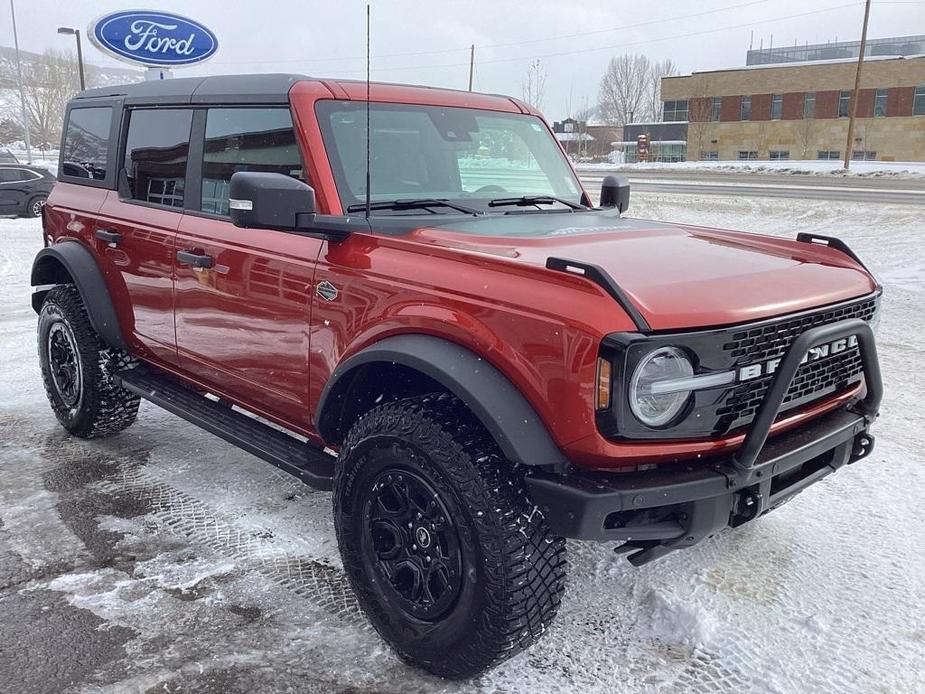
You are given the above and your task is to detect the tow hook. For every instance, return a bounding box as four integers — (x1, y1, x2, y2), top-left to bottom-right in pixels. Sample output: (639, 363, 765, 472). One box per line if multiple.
(849, 433, 875, 464)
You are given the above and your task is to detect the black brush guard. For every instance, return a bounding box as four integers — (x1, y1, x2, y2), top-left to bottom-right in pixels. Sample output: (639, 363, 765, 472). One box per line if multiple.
(525, 318, 882, 565)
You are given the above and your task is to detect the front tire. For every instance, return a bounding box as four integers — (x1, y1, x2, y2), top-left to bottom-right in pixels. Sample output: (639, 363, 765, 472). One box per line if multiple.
(334, 393, 567, 679)
(37, 285, 140, 438)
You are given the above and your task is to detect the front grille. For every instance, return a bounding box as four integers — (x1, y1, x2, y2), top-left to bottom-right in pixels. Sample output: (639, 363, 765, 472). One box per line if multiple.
(714, 296, 878, 433)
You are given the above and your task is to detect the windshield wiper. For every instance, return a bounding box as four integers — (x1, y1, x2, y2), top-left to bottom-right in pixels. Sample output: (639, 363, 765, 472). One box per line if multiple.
(487, 195, 585, 210)
(346, 198, 481, 215)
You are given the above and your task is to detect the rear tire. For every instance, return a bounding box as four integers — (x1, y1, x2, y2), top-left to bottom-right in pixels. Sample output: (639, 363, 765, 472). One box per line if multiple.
(37, 285, 140, 438)
(25, 195, 46, 218)
(334, 393, 567, 679)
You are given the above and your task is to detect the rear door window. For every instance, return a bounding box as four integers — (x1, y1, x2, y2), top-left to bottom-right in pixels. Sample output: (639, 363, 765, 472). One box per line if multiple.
(123, 109, 193, 209)
(61, 107, 112, 181)
(200, 108, 302, 216)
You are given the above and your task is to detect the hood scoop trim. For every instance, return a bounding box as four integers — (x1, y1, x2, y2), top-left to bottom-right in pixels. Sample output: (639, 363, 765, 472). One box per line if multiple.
(546, 257, 651, 333)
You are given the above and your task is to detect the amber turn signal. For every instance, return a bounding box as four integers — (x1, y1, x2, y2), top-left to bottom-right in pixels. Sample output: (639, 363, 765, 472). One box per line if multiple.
(596, 358, 612, 410)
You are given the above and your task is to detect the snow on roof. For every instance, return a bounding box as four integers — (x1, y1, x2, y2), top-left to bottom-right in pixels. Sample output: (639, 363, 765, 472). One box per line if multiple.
(624, 121, 688, 127)
(612, 140, 687, 146)
(555, 132, 594, 142)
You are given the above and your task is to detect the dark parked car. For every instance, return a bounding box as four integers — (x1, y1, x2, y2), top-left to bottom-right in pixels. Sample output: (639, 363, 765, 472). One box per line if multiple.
(0, 165, 55, 217)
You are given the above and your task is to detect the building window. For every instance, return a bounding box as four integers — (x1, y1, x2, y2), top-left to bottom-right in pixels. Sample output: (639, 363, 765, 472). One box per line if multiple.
(740, 96, 751, 121)
(817, 150, 841, 160)
(701, 150, 719, 161)
(662, 100, 689, 121)
(838, 90, 852, 118)
(771, 94, 783, 120)
(852, 150, 877, 161)
(874, 89, 888, 117)
(914, 86, 925, 116)
(804, 92, 816, 119)
(769, 150, 790, 160)
(711, 97, 721, 121)
(737, 150, 758, 160)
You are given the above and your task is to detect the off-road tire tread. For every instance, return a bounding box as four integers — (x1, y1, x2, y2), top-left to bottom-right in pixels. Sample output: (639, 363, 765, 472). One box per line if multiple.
(334, 392, 567, 679)
(38, 285, 140, 438)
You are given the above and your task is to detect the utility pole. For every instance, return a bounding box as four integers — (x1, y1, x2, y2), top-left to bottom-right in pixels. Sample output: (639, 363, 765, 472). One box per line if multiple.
(468, 44, 474, 92)
(9, 0, 32, 164)
(844, 0, 872, 170)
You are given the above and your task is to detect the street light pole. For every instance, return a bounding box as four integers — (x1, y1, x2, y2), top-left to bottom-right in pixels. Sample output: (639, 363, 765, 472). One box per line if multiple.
(57, 27, 86, 91)
(9, 0, 32, 164)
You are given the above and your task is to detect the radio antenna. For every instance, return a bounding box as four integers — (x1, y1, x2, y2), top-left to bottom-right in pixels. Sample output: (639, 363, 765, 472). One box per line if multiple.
(365, 3, 371, 219)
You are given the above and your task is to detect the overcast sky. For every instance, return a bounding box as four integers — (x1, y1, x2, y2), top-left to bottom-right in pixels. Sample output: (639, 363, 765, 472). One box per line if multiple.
(5, 0, 923, 120)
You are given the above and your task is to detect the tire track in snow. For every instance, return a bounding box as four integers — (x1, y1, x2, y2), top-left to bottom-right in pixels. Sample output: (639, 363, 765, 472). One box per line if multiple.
(93, 460, 365, 626)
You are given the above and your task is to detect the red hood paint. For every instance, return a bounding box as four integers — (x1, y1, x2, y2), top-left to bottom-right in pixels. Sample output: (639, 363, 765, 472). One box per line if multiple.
(408, 220, 878, 331)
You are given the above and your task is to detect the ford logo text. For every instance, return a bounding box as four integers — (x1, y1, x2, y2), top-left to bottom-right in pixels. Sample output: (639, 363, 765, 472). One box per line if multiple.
(89, 11, 218, 67)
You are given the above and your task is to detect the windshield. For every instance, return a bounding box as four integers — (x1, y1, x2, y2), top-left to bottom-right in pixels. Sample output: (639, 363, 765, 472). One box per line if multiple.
(315, 101, 583, 214)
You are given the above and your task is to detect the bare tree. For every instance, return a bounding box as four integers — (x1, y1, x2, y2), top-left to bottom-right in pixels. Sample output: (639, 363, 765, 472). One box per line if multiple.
(521, 59, 548, 111)
(646, 59, 678, 122)
(597, 54, 651, 126)
(0, 49, 84, 149)
(796, 115, 815, 159)
(687, 82, 715, 160)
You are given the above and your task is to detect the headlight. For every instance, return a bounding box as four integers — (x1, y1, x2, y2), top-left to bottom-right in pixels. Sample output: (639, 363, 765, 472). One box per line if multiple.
(629, 347, 694, 427)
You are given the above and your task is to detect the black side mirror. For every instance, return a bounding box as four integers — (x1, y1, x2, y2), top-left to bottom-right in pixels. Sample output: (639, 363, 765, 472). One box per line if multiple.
(229, 171, 316, 230)
(600, 175, 630, 213)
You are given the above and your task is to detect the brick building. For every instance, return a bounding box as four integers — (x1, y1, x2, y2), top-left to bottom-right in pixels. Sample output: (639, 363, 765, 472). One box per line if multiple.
(661, 54, 925, 162)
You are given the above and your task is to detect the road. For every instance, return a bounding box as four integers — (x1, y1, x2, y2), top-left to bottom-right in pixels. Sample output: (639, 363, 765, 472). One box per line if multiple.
(578, 168, 925, 205)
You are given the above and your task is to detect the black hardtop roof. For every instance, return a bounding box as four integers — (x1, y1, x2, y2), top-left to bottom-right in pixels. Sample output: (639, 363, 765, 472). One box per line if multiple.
(70, 73, 518, 107)
(73, 73, 309, 105)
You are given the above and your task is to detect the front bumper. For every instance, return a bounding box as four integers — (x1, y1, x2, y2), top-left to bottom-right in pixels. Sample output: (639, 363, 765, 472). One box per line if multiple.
(525, 318, 882, 565)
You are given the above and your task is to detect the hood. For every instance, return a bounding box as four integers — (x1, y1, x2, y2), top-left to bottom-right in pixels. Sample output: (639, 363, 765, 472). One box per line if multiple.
(412, 212, 877, 331)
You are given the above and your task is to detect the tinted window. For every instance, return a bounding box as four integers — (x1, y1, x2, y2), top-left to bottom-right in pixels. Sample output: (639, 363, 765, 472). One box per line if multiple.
(201, 108, 302, 216)
(62, 107, 111, 181)
(123, 109, 192, 208)
(0, 169, 19, 183)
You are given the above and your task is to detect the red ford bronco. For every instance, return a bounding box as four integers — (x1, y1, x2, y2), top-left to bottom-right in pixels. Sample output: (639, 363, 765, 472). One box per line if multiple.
(32, 75, 882, 678)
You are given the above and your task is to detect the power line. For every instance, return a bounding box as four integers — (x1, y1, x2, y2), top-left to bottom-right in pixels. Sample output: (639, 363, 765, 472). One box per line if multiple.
(316, 2, 865, 77)
(209, 0, 773, 66)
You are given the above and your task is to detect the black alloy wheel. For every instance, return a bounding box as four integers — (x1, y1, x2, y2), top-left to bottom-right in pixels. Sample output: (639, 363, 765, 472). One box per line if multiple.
(363, 468, 463, 621)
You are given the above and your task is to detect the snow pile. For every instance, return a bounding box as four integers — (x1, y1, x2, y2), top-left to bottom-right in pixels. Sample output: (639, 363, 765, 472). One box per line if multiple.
(577, 159, 925, 178)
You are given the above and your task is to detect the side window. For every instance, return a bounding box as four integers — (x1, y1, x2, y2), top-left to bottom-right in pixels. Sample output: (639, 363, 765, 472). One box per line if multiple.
(62, 107, 111, 181)
(0, 169, 19, 183)
(201, 108, 302, 216)
(123, 109, 193, 208)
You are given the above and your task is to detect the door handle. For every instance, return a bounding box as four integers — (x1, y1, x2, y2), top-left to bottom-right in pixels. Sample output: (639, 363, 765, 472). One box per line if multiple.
(95, 229, 122, 246)
(176, 250, 214, 269)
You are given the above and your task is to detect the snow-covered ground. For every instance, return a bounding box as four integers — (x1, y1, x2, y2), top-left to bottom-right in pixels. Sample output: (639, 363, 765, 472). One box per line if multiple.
(578, 159, 925, 179)
(0, 195, 923, 692)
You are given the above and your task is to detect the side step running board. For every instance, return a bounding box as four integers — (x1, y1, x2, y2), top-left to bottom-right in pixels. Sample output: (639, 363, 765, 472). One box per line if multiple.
(115, 367, 335, 491)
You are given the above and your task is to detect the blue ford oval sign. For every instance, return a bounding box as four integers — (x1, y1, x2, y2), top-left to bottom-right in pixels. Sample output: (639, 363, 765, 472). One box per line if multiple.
(89, 10, 218, 67)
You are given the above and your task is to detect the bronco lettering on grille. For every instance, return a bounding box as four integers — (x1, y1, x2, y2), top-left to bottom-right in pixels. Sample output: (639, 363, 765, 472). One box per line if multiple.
(737, 335, 859, 382)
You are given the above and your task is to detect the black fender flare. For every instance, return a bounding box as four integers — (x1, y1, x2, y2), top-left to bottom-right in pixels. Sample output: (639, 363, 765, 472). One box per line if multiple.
(316, 335, 566, 467)
(31, 243, 127, 350)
